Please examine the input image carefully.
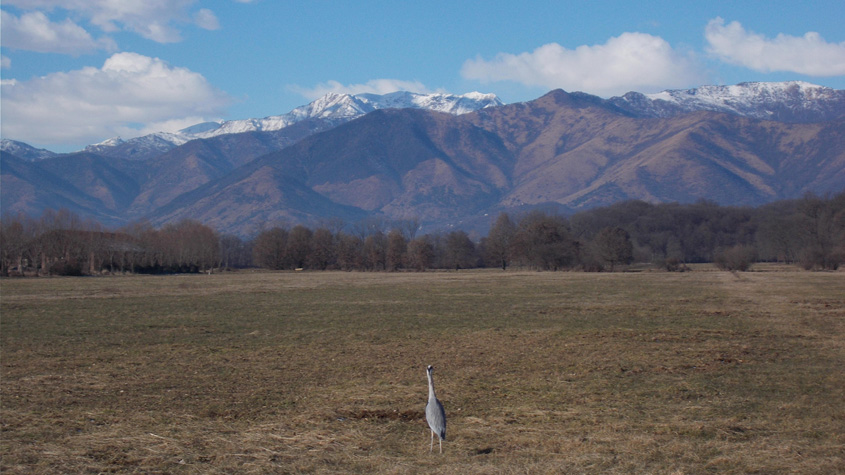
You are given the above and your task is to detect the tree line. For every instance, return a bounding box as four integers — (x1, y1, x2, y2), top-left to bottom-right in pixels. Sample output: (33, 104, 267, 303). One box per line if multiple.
(2, 193, 843, 276)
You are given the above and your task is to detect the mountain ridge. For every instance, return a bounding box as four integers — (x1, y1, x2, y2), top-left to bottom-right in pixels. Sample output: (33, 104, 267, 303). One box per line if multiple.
(2, 82, 844, 236)
(75, 91, 504, 161)
(140, 97, 845, 235)
(611, 81, 845, 122)
(5, 81, 842, 162)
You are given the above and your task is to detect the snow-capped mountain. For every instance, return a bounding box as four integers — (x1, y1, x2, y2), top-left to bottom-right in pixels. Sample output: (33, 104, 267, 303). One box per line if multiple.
(83, 133, 186, 159)
(8, 82, 843, 163)
(610, 81, 845, 122)
(83, 136, 126, 154)
(356, 91, 503, 115)
(84, 91, 504, 160)
(0, 139, 58, 161)
(206, 91, 503, 135)
(4, 83, 844, 236)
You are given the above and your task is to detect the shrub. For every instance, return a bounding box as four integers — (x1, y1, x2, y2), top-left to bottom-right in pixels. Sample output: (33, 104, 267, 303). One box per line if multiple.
(50, 258, 84, 276)
(714, 245, 756, 271)
(799, 246, 843, 271)
(663, 257, 689, 272)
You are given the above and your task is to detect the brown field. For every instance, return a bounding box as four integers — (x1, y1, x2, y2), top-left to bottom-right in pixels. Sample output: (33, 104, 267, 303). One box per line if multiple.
(2, 266, 843, 473)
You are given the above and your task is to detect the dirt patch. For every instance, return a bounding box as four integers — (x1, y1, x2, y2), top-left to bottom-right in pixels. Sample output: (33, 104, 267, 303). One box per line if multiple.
(338, 409, 425, 421)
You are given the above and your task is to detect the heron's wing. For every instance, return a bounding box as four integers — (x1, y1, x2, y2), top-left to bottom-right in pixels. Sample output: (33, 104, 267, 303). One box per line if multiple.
(425, 399, 446, 440)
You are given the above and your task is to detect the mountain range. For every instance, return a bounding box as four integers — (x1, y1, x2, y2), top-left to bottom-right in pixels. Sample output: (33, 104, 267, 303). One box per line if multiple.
(2, 82, 844, 236)
(77, 91, 505, 162)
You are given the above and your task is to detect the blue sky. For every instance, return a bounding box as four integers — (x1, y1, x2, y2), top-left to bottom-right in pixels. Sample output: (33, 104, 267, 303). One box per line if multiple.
(2, 0, 845, 152)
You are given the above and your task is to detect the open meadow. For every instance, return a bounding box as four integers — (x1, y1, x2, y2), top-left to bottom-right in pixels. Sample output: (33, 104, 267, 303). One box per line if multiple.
(2, 267, 843, 473)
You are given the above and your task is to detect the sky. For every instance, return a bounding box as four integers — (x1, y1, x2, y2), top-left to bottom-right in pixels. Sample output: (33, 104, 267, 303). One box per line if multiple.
(2, 0, 845, 153)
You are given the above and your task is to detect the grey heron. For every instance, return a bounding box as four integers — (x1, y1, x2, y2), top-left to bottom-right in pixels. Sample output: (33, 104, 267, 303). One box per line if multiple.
(425, 365, 446, 453)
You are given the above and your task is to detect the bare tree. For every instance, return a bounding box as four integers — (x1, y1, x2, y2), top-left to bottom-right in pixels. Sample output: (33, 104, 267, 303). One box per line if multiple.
(335, 232, 363, 271)
(0, 213, 36, 276)
(485, 212, 516, 270)
(406, 236, 434, 271)
(308, 228, 336, 270)
(386, 229, 408, 271)
(287, 225, 313, 269)
(353, 216, 387, 239)
(396, 217, 421, 240)
(796, 193, 845, 270)
(594, 226, 633, 271)
(219, 234, 250, 269)
(513, 211, 578, 270)
(444, 230, 477, 270)
(363, 232, 388, 270)
(252, 227, 289, 270)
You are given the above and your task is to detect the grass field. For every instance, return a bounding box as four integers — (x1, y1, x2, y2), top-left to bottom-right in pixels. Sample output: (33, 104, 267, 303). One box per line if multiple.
(2, 266, 843, 473)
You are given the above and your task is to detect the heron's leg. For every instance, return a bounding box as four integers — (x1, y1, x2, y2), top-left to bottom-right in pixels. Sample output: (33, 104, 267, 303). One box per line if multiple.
(439, 437, 442, 454)
(430, 430, 434, 452)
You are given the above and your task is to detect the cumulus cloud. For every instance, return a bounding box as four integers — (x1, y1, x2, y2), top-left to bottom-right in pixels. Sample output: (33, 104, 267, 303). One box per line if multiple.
(291, 79, 435, 100)
(1, 55, 11, 68)
(705, 17, 845, 76)
(131, 116, 214, 138)
(3, 0, 216, 44)
(461, 32, 704, 97)
(0, 10, 116, 54)
(0, 52, 232, 147)
(194, 8, 220, 31)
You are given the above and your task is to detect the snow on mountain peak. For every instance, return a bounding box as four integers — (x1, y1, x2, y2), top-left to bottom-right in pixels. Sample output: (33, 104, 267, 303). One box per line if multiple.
(645, 81, 833, 106)
(462, 91, 499, 101)
(612, 81, 844, 122)
(92, 136, 126, 148)
(79, 91, 504, 157)
(0, 139, 58, 161)
(72, 82, 840, 159)
(352, 91, 503, 115)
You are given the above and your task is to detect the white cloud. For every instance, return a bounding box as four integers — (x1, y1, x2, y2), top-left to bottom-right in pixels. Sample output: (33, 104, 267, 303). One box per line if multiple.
(291, 79, 435, 100)
(461, 32, 704, 97)
(705, 17, 845, 76)
(194, 8, 220, 31)
(0, 52, 231, 147)
(1, 55, 11, 68)
(3, 0, 213, 43)
(0, 10, 116, 54)
(130, 116, 214, 137)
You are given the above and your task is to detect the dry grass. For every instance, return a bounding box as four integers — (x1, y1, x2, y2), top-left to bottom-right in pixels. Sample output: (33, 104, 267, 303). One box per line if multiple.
(2, 266, 843, 473)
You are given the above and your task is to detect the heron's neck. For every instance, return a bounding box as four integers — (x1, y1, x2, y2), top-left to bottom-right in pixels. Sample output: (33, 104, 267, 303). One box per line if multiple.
(427, 371, 436, 399)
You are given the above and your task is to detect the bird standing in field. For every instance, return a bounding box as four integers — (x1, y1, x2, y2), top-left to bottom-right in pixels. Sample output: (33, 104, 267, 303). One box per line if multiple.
(425, 364, 446, 453)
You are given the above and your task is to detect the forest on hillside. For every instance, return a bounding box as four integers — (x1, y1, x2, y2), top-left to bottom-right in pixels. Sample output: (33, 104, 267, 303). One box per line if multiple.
(2, 193, 843, 276)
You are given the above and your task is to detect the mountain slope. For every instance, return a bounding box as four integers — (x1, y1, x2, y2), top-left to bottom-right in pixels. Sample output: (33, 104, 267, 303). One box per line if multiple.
(35, 152, 143, 213)
(470, 91, 845, 209)
(145, 93, 845, 235)
(277, 109, 512, 220)
(126, 140, 236, 217)
(145, 109, 513, 231)
(0, 152, 120, 224)
(81, 91, 503, 161)
(2, 84, 843, 236)
(149, 163, 369, 233)
(510, 113, 845, 208)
